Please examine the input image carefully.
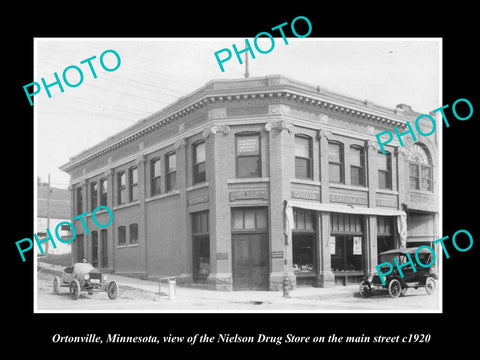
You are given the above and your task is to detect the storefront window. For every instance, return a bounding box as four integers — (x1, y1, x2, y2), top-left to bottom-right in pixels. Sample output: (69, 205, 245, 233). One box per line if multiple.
(330, 213, 363, 271)
(91, 231, 98, 267)
(377, 216, 395, 258)
(192, 211, 209, 282)
(236, 133, 261, 178)
(293, 209, 316, 274)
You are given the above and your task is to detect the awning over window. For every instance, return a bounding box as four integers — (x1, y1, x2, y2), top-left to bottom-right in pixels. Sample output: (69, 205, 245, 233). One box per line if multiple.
(283, 200, 407, 247)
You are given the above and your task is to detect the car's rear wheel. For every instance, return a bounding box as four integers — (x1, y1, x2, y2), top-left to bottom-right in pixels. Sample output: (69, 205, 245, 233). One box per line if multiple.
(53, 277, 60, 294)
(425, 277, 436, 295)
(70, 279, 80, 300)
(388, 279, 402, 298)
(107, 281, 118, 300)
(359, 281, 371, 298)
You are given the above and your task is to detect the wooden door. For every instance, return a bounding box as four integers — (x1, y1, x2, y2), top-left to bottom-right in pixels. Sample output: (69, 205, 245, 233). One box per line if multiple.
(232, 234, 268, 290)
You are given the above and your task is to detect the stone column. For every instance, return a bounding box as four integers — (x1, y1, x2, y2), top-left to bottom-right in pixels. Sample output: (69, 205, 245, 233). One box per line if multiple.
(267, 119, 296, 291)
(316, 129, 335, 287)
(204, 122, 233, 291)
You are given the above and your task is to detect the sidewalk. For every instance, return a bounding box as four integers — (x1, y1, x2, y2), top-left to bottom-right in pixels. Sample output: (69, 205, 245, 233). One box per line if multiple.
(37, 261, 359, 304)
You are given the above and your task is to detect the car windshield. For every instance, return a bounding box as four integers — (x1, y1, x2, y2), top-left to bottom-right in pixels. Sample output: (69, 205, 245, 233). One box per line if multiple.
(73, 263, 95, 273)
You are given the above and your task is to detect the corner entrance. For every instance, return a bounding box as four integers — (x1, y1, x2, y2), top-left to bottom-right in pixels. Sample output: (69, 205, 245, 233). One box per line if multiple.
(231, 207, 269, 290)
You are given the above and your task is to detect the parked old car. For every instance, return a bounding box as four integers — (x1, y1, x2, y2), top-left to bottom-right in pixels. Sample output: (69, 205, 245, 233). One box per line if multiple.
(53, 262, 118, 300)
(359, 247, 438, 298)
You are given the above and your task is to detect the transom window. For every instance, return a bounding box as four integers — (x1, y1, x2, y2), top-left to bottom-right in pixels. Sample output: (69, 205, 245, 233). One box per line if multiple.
(409, 143, 432, 191)
(232, 208, 268, 230)
(236, 133, 261, 178)
(295, 135, 312, 179)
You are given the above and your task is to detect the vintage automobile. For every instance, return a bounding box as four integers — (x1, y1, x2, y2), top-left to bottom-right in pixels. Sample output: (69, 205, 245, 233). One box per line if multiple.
(53, 262, 118, 300)
(359, 247, 438, 298)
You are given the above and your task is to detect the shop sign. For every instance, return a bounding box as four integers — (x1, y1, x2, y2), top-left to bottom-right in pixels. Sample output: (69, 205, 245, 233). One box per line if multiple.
(291, 190, 320, 201)
(329, 236, 336, 254)
(230, 190, 268, 201)
(330, 194, 367, 205)
(271, 251, 284, 258)
(188, 194, 209, 206)
(353, 237, 362, 255)
(216, 253, 228, 260)
(237, 136, 259, 155)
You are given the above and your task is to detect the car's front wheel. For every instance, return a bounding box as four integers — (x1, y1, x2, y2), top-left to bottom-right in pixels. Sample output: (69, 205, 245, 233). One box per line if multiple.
(70, 279, 80, 300)
(359, 281, 371, 298)
(388, 279, 402, 298)
(53, 277, 60, 295)
(107, 281, 118, 300)
(425, 277, 436, 295)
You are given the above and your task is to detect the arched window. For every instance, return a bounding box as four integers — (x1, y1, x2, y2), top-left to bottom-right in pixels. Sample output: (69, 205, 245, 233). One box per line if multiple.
(409, 143, 432, 191)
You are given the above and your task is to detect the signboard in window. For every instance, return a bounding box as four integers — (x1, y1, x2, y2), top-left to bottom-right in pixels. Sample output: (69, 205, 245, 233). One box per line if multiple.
(353, 236, 362, 255)
(330, 236, 336, 254)
(237, 136, 259, 155)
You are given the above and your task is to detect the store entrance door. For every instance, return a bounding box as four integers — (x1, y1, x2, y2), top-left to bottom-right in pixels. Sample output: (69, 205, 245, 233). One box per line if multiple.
(232, 234, 269, 290)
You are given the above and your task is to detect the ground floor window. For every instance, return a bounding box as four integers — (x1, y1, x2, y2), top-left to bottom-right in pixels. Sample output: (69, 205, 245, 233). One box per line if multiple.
(377, 216, 395, 261)
(76, 234, 84, 263)
(91, 231, 98, 267)
(101, 229, 108, 268)
(292, 209, 316, 274)
(192, 211, 209, 282)
(330, 213, 363, 272)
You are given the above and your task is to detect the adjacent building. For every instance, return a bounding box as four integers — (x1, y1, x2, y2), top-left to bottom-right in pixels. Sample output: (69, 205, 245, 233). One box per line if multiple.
(59, 75, 439, 290)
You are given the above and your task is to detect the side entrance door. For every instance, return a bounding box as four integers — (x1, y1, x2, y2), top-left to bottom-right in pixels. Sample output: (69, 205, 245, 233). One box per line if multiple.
(232, 233, 269, 290)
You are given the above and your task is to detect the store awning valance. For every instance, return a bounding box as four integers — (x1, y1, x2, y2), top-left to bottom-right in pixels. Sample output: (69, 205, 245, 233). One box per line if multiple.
(283, 200, 408, 247)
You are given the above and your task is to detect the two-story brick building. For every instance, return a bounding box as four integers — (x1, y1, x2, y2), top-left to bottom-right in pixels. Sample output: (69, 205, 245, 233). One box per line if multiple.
(59, 75, 439, 291)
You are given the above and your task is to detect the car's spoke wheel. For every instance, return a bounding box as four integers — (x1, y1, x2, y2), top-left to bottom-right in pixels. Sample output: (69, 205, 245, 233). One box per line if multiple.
(107, 281, 118, 300)
(53, 277, 60, 294)
(425, 277, 436, 295)
(70, 279, 80, 300)
(388, 279, 402, 298)
(359, 281, 371, 298)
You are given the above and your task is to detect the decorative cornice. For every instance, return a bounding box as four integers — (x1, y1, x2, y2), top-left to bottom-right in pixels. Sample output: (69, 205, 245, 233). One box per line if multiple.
(265, 120, 294, 133)
(61, 87, 410, 173)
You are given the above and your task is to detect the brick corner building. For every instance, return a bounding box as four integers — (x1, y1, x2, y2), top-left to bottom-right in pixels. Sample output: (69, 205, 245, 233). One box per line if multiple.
(60, 75, 439, 291)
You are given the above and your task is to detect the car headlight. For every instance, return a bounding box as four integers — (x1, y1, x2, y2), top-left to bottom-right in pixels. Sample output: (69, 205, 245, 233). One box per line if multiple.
(84, 274, 90, 280)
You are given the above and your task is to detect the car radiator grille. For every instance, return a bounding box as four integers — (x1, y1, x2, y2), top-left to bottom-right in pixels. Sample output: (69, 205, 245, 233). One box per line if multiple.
(89, 272, 102, 280)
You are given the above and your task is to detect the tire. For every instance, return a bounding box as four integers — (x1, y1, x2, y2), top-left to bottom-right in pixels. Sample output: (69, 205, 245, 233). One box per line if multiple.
(70, 279, 80, 300)
(388, 279, 402, 298)
(359, 281, 371, 298)
(107, 281, 118, 300)
(53, 277, 60, 295)
(425, 277, 436, 295)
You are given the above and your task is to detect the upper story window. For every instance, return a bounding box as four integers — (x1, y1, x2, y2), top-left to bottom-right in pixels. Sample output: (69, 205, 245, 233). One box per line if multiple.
(350, 146, 365, 186)
(76, 187, 83, 215)
(150, 158, 161, 196)
(409, 143, 432, 191)
(193, 141, 206, 184)
(99, 178, 107, 206)
(129, 167, 138, 202)
(295, 135, 312, 179)
(90, 181, 98, 210)
(328, 142, 344, 184)
(236, 133, 261, 178)
(166, 152, 177, 192)
(377, 151, 392, 190)
(117, 171, 126, 205)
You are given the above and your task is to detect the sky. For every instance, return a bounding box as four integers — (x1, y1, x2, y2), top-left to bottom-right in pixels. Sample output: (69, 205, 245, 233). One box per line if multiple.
(34, 38, 440, 189)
